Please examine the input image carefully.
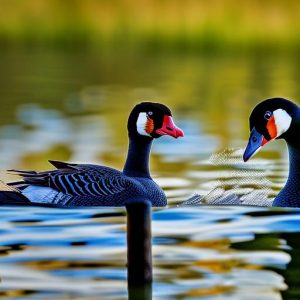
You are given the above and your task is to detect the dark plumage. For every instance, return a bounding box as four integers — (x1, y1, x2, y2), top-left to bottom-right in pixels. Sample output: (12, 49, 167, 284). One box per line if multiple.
(243, 97, 300, 207)
(1, 102, 184, 207)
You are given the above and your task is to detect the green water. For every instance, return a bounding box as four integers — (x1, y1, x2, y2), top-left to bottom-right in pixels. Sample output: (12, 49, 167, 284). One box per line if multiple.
(0, 48, 297, 172)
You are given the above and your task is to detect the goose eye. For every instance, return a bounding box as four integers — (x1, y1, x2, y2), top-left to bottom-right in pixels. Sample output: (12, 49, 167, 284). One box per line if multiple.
(252, 136, 258, 143)
(148, 111, 153, 116)
(264, 111, 272, 120)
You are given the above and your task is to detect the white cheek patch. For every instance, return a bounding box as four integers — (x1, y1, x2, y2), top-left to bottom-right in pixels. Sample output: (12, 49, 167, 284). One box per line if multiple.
(136, 112, 151, 137)
(273, 109, 292, 137)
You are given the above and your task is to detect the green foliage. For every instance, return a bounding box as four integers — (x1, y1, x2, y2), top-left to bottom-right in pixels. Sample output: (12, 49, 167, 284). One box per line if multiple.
(1, 0, 300, 52)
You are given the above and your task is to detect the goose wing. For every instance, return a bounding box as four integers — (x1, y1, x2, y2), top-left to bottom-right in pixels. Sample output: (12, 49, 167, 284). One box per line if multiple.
(8, 160, 132, 197)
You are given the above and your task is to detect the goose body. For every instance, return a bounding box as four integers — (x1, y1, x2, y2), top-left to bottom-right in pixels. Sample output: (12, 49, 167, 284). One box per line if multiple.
(8, 160, 166, 207)
(1, 102, 183, 207)
(243, 97, 300, 207)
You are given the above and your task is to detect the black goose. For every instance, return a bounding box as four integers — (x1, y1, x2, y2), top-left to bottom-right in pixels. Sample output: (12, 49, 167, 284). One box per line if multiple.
(243, 97, 300, 207)
(0, 102, 184, 207)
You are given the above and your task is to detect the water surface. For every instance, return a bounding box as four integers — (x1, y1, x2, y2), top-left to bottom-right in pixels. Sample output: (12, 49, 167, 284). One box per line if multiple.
(0, 48, 299, 299)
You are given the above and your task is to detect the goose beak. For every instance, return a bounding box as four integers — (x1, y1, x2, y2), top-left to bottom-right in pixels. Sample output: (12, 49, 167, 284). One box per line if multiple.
(243, 127, 267, 162)
(155, 115, 184, 138)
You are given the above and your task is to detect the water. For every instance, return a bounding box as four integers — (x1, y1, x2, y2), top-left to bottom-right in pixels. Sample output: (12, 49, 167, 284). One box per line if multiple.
(0, 48, 300, 299)
(1, 207, 300, 299)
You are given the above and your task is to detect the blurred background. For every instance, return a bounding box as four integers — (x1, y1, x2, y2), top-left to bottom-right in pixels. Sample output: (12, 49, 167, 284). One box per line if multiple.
(1, 0, 299, 197)
(1, 0, 299, 170)
(2, 0, 300, 53)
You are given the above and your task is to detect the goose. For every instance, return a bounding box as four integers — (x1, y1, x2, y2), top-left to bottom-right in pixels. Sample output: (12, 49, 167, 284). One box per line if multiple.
(243, 97, 300, 207)
(182, 97, 299, 207)
(0, 102, 183, 207)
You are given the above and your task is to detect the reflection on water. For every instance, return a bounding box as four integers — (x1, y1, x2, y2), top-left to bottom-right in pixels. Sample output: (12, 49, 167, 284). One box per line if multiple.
(0, 48, 299, 299)
(1, 206, 300, 299)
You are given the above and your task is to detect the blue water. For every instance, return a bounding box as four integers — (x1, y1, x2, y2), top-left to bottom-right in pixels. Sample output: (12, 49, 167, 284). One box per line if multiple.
(0, 206, 299, 299)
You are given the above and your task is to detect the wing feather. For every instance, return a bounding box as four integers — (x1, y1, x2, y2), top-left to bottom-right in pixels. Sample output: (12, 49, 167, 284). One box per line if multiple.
(8, 161, 131, 198)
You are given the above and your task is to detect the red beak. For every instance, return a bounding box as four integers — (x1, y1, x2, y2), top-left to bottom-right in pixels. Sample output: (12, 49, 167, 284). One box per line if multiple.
(155, 115, 184, 138)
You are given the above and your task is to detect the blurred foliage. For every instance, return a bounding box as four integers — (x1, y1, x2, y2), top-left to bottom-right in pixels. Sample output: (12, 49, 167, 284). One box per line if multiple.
(1, 0, 300, 52)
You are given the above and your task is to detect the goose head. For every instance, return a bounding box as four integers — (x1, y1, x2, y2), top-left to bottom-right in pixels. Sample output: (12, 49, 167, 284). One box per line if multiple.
(243, 97, 300, 161)
(127, 102, 184, 140)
